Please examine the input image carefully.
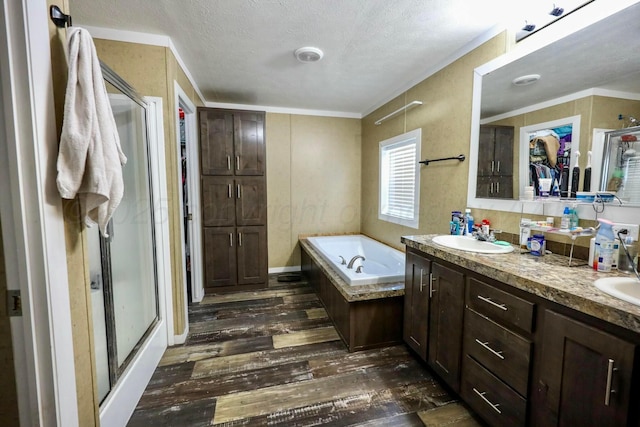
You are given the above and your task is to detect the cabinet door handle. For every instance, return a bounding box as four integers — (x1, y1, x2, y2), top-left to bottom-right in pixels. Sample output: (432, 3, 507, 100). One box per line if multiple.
(419, 268, 424, 292)
(496, 160, 501, 173)
(490, 182, 494, 194)
(429, 274, 436, 298)
(473, 388, 502, 414)
(605, 359, 617, 406)
(229, 232, 233, 247)
(238, 232, 242, 247)
(475, 339, 505, 360)
(236, 155, 240, 171)
(491, 160, 495, 173)
(496, 181, 500, 193)
(237, 184, 241, 199)
(226, 155, 231, 170)
(477, 295, 508, 311)
(228, 184, 232, 198)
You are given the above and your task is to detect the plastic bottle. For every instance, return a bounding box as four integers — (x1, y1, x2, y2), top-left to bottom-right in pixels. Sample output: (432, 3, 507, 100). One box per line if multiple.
(569, 203, 579, 230)
(464, 209, 474, 235)
(560, 206, 571, 230)
(594, 218, 615, 271)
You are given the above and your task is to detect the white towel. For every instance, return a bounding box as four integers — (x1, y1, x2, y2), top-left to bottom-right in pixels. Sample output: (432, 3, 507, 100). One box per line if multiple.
(56, 27, 127, 237)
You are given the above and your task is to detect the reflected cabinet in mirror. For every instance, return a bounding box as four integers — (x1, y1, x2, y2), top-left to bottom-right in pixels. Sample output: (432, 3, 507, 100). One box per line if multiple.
(467, 1, 640, 213)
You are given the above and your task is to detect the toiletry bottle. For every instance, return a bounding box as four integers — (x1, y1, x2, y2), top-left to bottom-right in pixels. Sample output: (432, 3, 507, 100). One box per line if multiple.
(560, 206, 571, 230)
(594, 218, 615, 271)
(569, 203, 579, 230)
(464, 209, 474, 235)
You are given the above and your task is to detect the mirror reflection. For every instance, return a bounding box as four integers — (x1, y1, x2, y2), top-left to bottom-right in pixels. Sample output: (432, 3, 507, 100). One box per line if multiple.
(472, 2, 640, 207)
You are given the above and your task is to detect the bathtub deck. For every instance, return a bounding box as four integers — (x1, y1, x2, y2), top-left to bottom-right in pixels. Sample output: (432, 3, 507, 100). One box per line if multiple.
(127, 275, 482, 426)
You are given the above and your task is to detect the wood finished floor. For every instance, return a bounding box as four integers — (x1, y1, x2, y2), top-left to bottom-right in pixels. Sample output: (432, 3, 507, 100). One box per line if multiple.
(128, 276, 480, 426)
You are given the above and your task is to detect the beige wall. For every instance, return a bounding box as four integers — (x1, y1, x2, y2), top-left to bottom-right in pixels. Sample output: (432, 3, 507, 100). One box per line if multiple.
(361, 33, 508, 248)
(0, 223, 19, 426)
(266, 113, 362, 267)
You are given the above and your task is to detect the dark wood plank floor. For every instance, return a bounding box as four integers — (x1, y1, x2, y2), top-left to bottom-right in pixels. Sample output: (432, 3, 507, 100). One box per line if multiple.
(128, 275, 477, 426)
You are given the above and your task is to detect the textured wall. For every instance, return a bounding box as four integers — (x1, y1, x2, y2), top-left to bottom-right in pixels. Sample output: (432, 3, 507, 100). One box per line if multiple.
(0, 223, 19, 427)
(266, 113, 362, 267)
(361, 33, 508, 249)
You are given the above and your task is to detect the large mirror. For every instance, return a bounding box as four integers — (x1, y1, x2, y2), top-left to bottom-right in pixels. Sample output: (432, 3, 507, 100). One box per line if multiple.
(467, 1, 640, 213)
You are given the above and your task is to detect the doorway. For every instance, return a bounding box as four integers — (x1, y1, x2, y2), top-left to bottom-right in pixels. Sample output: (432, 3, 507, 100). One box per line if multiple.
(175, 83, 203, 304)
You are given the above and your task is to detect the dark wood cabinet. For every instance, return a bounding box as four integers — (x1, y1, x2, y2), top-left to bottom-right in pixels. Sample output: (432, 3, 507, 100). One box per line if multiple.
(428, 262, 465, 392)
(403, 250, 431, 360)
(533, 310, 638, 426)
(199, 108, 267, 293)
(476, 125, 514, 199)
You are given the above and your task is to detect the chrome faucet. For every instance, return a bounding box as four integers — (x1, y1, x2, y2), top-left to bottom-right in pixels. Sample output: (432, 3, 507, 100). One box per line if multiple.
(338, 255, 346, 265)
(347, 255, 365, 269)
(617, 230, 640, 281)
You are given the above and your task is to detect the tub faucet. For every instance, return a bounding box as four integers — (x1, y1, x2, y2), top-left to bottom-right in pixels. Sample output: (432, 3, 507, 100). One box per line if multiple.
(347, 255, 365, 269)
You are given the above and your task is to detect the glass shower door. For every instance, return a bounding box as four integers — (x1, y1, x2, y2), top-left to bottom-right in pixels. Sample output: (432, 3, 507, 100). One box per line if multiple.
(89, 76, 159, 403)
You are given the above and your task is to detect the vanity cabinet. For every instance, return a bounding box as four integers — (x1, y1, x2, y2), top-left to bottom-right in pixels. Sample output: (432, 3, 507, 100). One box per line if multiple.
(476, 125, 514, 199)
(533, 310, 638, 426)
(403, 249, 464, 392)
(461, 278, 534, 426)
(403, 250, 431, 360)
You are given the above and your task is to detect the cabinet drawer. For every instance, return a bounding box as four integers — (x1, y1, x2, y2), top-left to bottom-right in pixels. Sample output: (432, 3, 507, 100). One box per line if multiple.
(464, 308, 532, 396)
(461, 355, 527, 427)
(467, 278, 534, 333)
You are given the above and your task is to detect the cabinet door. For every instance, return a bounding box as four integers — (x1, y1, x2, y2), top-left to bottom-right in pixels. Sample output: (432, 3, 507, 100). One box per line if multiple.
(403, 251, 431, 361)
(477, 126, 496, 176)
(203, 227, 236, 288)
(494, 176, 513, 199)
(201, 176, 235, 227)
(428, 262, 465, 392)
(235, 176, 267, 226)
(234, 112, 265, 176)
(200, 109, 234, 175)
(236, 226, 267, 285)
(534, 310, 636, 426)
(493, 126, 514, 176)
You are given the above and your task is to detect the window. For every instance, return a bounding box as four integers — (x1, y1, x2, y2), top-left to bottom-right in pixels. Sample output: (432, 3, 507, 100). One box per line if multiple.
(379, 129, 421, 228)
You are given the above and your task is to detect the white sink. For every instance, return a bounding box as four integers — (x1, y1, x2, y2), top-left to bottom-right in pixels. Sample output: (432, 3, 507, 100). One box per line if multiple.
(432, 235, 514, 254)
(595, 277, 640, 306)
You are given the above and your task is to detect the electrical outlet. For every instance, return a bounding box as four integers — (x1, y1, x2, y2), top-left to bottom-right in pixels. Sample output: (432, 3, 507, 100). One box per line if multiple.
(612, 223, 639, 241)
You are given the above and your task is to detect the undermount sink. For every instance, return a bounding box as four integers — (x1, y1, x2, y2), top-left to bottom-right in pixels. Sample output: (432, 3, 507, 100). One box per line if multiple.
(595, 277, 640, 307)
(432, 235, 514, 254)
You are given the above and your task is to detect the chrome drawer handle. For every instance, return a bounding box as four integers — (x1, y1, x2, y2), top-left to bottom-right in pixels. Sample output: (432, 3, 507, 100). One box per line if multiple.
(429, 274, 436, 298)
(477, 295, 508, 311)
(226, 155, 231, 170)
(236, 155, 240, 171)
(473, 388, 502, 414)
(605, 359, 617, 406)
(419, 268, 424, 292)
(475, 339, 505, 360)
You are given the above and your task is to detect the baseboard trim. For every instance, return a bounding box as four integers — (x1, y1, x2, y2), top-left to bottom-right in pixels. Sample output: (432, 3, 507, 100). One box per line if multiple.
(268, 266, 302, 274)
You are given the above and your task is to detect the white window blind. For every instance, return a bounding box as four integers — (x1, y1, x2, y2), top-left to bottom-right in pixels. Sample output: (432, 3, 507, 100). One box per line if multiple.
(379, 129, 421, 228)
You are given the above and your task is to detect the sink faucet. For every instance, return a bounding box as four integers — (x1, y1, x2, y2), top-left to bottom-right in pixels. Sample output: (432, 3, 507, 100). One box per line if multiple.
(347, 255, 365, 269)
(617, 230, 640, 281)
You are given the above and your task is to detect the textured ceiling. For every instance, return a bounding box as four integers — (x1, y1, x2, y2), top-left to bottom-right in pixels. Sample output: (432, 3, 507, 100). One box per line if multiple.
(68, 0, 638, 116)
(69, 0, 531, 115)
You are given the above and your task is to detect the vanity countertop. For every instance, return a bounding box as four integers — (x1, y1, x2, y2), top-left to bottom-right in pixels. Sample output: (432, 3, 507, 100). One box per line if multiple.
(402, 234, 640, 335)
(299, 238, 404, 302)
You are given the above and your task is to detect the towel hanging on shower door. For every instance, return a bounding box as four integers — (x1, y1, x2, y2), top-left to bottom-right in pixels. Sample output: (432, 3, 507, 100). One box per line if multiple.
(56, 27, 127, 237)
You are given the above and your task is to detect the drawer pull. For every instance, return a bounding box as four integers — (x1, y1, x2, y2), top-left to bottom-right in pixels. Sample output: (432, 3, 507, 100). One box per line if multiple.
(477, 295, 508, 311)
(226, 155, 231, 170)
(236, 155, 240, 171)
(475, 339, 505, 360)
(228, 183, 232, 198)
(419, 268, 424, 292)
(605, 359, 617, 406)
(473, 388, 502, 414)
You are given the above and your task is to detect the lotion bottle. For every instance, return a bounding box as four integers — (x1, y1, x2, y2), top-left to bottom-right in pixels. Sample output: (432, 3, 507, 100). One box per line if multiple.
(594, 219, 615, 271)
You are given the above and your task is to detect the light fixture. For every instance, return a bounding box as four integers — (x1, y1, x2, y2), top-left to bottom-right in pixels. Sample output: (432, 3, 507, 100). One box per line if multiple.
(294, 47, 324, 63)
(512, 74, 541, 86)
(522, 20, 536, 32)
(550, 4, 564, 16)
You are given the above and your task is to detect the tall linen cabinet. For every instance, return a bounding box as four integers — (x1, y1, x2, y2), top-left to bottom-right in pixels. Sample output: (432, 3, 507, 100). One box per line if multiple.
(199, 108, 268, 293)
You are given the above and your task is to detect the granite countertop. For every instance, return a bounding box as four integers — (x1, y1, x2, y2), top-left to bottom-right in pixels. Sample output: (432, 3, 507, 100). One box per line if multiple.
(402, 234, 640, 335)
(299, 238, 404, 302)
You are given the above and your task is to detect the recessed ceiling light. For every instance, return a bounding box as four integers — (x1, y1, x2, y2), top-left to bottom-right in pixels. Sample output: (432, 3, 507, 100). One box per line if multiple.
(294, 47, 324, 63)
(512, 74, 541, 86)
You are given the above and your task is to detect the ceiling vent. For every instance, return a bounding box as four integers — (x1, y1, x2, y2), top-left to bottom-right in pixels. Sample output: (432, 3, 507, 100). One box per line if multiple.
(294, 47, 324, 63)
